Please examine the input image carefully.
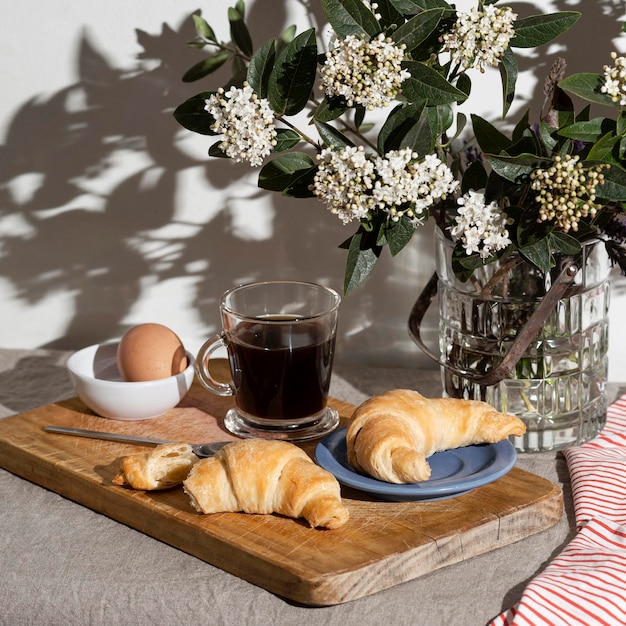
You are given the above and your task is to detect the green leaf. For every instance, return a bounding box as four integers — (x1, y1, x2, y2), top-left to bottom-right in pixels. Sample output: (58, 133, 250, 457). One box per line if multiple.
(617, 111, 626, 137)
(373, 0, 404, 30)
(451, 246, 481, 282)
(182, 50, 234, 82)
(401, 62, 468, 105)
(187, 39, 209, 51)
(587, 132, 622, 165)
(486, 153, 544, 182)
(517, 210, 553, 243)
(391, 9, 444, 53)
(455, 73, 471, 100)
(507, 128, 542, 158)
(471, 114, 511, 155)
(450, 111, 467, 141)
(321, 0, 382, 39)
(228, 6, 253, 57)
(208, 141, 228, 158)
(498, 46, 518, 117)
(314, 120, 355, 148)
(538, 120, 559, 152)
(173, 92, 217, 135)
(570, 220, 596, 242)
(484, 169, 512, 204)
(389, 0, 451, 15)
(559, 73, 617, 106)
(377, 102, 432, 154)
(558, 117, 617, 143)
(512, 110, 530, 144)
(282, 167, 318, 198)
(192, 14, 216, 42)
(518, 236, 554, 273)
(426, 104, 453, 142)
(313, 96, 350, 123)
(385, 216, 415, 256)
(257, 152, 316, 192)
(550, 232, 581, 256)
(453, 240, 505, 277)
(343, 230, 382, 295)
(272, 128, 301, 152)
(596, 163, 626, 202)
(461, 160, 488, 193)
(247, 39, 276, 98)
(268, 28, 317, 116)
(354, 105, 366, 129)
(511, 12, 580, 48)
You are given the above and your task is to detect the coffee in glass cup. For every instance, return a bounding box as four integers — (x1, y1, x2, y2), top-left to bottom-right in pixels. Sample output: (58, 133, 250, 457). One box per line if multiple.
(196, 280, 341, 440)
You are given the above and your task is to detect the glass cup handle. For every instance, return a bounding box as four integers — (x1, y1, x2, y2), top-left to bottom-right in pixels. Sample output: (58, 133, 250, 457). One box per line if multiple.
(195, 334, 235, 397)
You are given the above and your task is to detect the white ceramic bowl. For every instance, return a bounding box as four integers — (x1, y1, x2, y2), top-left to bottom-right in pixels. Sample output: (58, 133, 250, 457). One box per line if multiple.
(66, 342, 195, 421)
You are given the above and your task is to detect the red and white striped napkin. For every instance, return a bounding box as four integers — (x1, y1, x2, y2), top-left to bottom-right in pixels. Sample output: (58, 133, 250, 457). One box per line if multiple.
(490, 396, 626, 626)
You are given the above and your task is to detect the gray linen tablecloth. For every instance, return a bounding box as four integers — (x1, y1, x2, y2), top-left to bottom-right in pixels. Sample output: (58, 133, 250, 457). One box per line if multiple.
(1, 348, 621, 626)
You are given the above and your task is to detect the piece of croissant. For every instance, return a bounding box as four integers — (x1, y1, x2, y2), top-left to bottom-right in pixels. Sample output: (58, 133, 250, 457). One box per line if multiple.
(112, 443, 198, 490)
(183, 439, 349, 529)
(346, 389, 526, 484)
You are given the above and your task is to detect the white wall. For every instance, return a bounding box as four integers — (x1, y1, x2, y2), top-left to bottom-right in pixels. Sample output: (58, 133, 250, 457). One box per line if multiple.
(2, 0, 626, 379)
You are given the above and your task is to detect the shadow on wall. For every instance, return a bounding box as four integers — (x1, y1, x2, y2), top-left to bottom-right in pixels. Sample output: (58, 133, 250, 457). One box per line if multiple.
(0, 0, 623, 368)
(506, 0, 626, 111)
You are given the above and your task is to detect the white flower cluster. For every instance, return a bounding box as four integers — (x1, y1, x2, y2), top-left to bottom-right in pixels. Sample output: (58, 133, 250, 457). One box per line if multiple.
(440, 5, 517, 73)
(450, 191, 512, 258)
(320, 34, 410, 110)
(204, 84, 277, 167)
(313, 146, 374, 224)
(312, 147, 458, 225)
(531, 155, 605, 233)
(601, 51, 626, 106)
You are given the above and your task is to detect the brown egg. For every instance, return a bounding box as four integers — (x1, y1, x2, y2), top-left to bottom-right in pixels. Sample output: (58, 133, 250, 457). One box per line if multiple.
(116, 323, 189, 382)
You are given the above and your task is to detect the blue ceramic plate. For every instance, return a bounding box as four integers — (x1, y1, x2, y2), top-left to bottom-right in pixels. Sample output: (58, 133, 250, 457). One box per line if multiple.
(315, 428, 517, 502)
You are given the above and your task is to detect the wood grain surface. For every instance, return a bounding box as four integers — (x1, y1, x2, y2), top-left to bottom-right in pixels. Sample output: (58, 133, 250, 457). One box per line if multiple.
(0, 364, 563, 606)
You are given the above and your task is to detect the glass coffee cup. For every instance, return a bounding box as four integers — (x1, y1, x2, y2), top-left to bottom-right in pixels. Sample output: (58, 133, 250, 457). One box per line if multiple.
(196, 280, 341, 441)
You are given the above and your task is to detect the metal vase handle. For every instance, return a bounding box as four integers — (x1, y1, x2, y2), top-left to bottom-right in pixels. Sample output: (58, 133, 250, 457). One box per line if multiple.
(407, 259, 580, 387)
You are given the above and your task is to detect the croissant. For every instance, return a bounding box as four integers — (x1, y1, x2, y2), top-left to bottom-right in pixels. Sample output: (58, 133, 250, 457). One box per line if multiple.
(182, 439, 349, 529)
(112, 443, 198, 490)
(346, 389, 526, 484)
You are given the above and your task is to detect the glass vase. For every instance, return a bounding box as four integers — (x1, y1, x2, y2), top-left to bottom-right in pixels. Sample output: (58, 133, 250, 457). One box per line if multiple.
(410, 229, 610, 452)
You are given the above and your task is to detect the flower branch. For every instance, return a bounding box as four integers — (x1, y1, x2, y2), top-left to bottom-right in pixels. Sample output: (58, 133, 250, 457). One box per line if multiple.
(174, 1, 626, 294)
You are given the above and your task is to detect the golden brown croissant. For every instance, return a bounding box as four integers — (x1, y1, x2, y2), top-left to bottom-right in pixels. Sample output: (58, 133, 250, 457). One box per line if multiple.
(112, 443, 198, 490)
(346, 389, 526, 484)
(182, 439, 349, 529)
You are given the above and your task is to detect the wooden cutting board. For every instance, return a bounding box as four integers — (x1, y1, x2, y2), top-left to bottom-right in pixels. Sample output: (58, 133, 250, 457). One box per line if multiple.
(0, 365, 562, 606)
